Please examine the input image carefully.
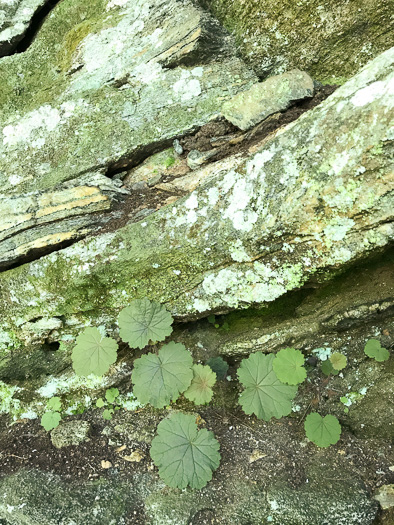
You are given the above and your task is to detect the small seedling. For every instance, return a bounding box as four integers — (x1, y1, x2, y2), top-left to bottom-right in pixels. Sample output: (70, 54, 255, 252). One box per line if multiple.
(364, 339, 389, 362)
(103, 408, 114, 420)
(96, 398, 105, 408)
(321, 359, 339, 376)
(41, 411, 61, 431)
(329, 353, 347, 371)
(47, 397, 62, 412)
(184, 364, 216, 405)
(105, 387, 120, 404)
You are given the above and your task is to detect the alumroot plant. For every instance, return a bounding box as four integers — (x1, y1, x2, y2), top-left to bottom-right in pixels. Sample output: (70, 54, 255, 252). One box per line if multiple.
(48, 298, 394, 487)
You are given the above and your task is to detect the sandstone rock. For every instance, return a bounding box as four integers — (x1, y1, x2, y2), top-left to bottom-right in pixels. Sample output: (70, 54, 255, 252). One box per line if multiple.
(222, 69, 314, 130)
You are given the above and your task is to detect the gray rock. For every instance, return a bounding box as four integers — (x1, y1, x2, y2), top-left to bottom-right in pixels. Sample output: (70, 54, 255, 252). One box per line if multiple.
(0, 0, 47, 56)
(374, 485, 394, 510)
(186, 148, 218, 170)
(130, 181, 148, 192)
(0, 47, 392, 362)
(0, 0, 257, 198)
(50, 420, 91, 449)
(222, 69, 314, 130)
(147, 174, 162, 187)
(173, 139, 184, 155)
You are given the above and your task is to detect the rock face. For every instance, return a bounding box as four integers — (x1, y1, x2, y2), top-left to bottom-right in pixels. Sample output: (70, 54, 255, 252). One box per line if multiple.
(199, 0, 394, 83)
(0, 45, 392, 358)
(0, 0, 47, 56)
(0, 0, 393, 524)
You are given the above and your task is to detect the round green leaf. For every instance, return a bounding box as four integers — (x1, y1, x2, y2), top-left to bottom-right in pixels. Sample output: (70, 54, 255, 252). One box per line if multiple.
(41, 411, 61, 431)
(305, 413, 341, 448)
(364, 339, 390, 362)
(184, 364, 217, 405)
(102, 408, 114, 420)
(47, 396, 61, 412)
(71, 327, 118, 376)
(150, 412, 220, 489)
(272, 347, 307, 385)
(96, 398, 105, 408)
(321, 359, 339, 376)
(238, 352, 297, 421)
(131, 342, 193, 408)
(206, 356, 229, 380)
(118, 298, 173, 349)
(329, 352, 347, 371)
(105, 387, 119, 404)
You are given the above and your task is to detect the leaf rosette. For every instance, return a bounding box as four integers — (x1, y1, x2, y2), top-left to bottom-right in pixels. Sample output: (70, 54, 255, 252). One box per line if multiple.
(364, 339, 389, 362)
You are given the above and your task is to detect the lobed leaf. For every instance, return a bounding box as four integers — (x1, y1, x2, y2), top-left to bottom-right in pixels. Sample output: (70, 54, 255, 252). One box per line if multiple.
(105, 387, 119, 404)
(321, 359, 339, 376)
(273, 347, 307, 385)
(118, 298, 173, 349)
(150, 412, 220, 489)
(102, 408, 114, 420)
(131, 342, 193, 408)
(184, 364, 217, 405)
(364, 339, 390, 362)
(238, 352, 297, 421)
(71, 327, 118, 376)
(304, 413, 341, 448)
(41, 411, 61, 431)
(47, 397, 61, 412)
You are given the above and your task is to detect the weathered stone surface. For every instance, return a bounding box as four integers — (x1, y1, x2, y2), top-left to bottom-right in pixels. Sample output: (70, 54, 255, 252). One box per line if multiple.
(0, 173, 128, 269)
(222, 69, 314, 130)
(0, 469, 157, 524)
(0, 2, 393, 523)
(0, 0, 256, 198)
(199, 0, 394, 83)
(0, 47, 392, 360)
(375, 485, 394, 510)
(50, 420, 91, 448)
(0, 0, 46, 56)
